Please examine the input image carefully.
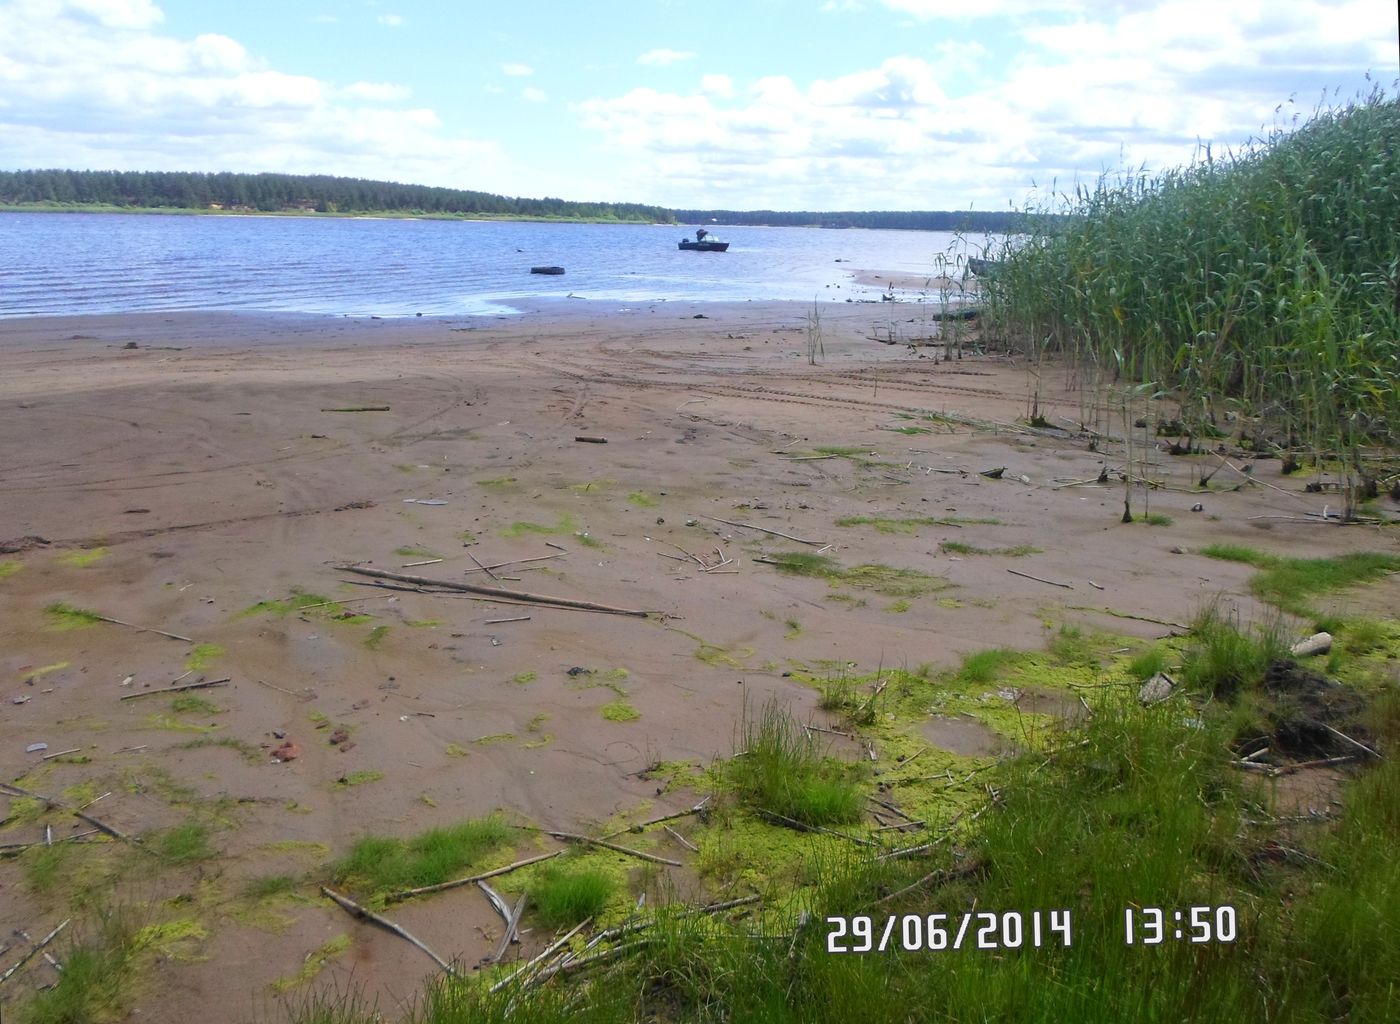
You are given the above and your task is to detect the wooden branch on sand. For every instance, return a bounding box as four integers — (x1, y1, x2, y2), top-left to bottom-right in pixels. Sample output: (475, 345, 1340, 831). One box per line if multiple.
(119, 678, 231, 701)
(490, 892, 529, 964)
(321, 886, 455, 975)
(544, 831, 683, 866)
(757, 809, 875, 847)
(94, 614, 195, 644)
(387, 851, 562, 902)
(698, 515, 826, 546)
(0, 919, 69, 987)
(599, 805, 702, 841)
(334, 565, 650, 617)
(1006, 568, 1074, 590)
(489, 917, 592, 993)
(0, 782, 141, 848)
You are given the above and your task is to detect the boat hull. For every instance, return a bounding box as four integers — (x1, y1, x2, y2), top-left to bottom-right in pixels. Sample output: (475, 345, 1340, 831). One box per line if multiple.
(678, 241, 729, 252)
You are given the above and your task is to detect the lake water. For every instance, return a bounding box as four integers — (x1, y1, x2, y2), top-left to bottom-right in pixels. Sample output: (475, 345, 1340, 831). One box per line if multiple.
(0, 212, 984, 318)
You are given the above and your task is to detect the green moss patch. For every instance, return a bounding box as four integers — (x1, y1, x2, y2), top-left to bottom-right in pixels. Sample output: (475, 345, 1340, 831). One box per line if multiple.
(1200, 545, 1400, 616)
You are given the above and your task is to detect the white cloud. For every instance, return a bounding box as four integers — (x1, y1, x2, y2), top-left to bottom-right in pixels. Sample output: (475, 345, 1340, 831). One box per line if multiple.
(377, 13, 404, 27)
(66, 0, 164, 30)
(502, 63, 533, 76)
(521, 87, 548, 103)
(700, 74, 733, 98)
(577, 2, 1395, 209)
(342, 80, 412, 102)
(637, 48, 696, 66)
(0, 0, 510, 193)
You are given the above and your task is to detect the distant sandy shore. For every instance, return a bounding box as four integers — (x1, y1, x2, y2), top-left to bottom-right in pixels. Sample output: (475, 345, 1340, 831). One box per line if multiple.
(2, 300, 1389, 1018)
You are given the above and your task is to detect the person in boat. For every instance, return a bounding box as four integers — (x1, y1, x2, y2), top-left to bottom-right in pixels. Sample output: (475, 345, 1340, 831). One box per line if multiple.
(696, 228, 709, 242)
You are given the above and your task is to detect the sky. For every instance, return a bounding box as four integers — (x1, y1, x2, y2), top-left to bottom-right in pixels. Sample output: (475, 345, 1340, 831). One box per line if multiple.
(0, 0, 1395, 211)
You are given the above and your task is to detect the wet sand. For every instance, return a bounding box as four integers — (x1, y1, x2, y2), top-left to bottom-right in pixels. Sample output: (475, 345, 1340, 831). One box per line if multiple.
(2, 299, 1394, 1018)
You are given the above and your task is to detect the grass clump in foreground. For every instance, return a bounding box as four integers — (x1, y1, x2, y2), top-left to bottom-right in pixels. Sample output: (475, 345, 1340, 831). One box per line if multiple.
(1180, 601, 1287, 699)
(332, 815, 514, 897)
(726, 699, 865, 826)
(1199, 544, 1400, 617)
(317, 686, 1400, 1023)
(530, 863, 616, 928)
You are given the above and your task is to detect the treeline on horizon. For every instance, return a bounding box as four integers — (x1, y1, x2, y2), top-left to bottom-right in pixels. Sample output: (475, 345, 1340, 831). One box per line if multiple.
(0, 168, 1027, 231)
(672, 207, 1024, 232)
(0, 169, 672, 222)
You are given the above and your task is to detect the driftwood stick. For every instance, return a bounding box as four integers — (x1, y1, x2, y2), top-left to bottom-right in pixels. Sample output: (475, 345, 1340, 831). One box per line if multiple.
(0, 830, 100, 857)
(484, 615, 532, 625)
(1065, 605, 1190, 630)
(477, 881, 512, 923)
(119, 678, 231, 701)
(489, 917, 592, 993)
(40, 748, 82, 761)
(868, 795, 915, 821)
(694, 894, 763, 915)
(698, 515, 826, 546)
(0, 919, 69, 987)
(1006, 568, 1074, 590)
(533, 939, 650, 985)
(757, 809, 875, 847)
(545, 831, 683, 867)
(491, 892, 529, 963)
(804, 723, 855, 740)
(93, 615, 194, 643)
(874, 858, 985, 907)
(387, 851, 562, 901)
(663, 825, 699, 853)
(1323, 724, 1382, 759)
(321, 886, 455, 975)
(0, 784, 140, 848)
(468, 552, 502, 583)
(599, 806, 699, 841)
(335, 565, 650, 617)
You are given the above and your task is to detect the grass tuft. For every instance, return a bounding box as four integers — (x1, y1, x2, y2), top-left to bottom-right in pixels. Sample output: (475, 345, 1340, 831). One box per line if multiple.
(332, 816, 514, 895)
(150, 822, 215, 864)
(1200, 544, 1400, 616)
(727, 699, 865, 826)
(530, 863, 615, 928)
(44, 601, 104, 629)
(1180, 601, 1286, 699)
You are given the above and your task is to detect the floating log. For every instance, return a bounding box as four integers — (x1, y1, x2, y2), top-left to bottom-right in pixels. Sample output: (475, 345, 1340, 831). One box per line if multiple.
(530, 266, 565, 275)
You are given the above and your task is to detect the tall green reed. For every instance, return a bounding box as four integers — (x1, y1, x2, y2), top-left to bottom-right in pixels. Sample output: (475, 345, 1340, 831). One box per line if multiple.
(982, 88, 1400, 518)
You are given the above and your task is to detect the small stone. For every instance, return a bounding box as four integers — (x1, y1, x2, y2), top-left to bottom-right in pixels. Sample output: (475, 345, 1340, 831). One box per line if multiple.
(272, 730, 286, 739)
(272, 740, 300, 761)
(1169, 546, 1185, 554)
(656, 517, 664, 525)
(1139, 672, 1175, 705)
(1191, 503, 1204, 512)
(329, 728, 349, 745)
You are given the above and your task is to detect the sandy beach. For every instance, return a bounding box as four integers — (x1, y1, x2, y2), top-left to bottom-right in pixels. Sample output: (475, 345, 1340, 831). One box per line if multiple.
(3, 299, 1395, 1019)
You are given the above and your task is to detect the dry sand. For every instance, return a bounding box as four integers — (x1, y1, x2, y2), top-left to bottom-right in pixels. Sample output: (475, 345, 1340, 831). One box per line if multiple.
(2, 299, 1395, 1018)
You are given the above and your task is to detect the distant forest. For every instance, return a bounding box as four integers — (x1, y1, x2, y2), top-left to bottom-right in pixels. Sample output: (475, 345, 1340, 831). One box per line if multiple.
(672, 208, 1024, 233)
(0, 168, 1026, 231)
(0, 169, 672, 222)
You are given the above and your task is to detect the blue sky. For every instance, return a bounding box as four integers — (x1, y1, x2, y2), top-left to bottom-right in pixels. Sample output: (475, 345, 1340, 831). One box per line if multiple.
(0, 0, 1395, 210)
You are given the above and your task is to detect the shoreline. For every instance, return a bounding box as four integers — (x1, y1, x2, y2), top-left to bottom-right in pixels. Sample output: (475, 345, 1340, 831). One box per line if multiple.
(3, 303, 1392, 1019)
